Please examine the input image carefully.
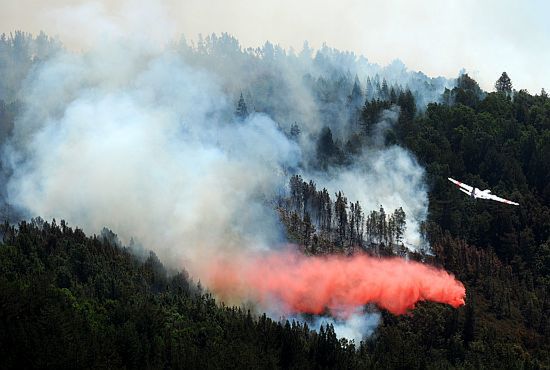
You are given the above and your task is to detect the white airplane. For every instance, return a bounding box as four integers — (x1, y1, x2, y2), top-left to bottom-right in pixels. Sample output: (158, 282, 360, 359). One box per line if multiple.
(448, 178, 519, 206)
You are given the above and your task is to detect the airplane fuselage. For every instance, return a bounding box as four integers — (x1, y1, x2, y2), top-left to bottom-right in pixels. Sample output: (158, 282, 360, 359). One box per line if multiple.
(448, 177, 518, 206)
(472, 188, 486, 198)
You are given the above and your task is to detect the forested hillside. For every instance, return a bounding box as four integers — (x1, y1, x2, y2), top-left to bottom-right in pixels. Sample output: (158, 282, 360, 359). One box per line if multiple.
(0, 32, 549, 368)
(1, 218, 547, 368)
(264, 71, 550, 367)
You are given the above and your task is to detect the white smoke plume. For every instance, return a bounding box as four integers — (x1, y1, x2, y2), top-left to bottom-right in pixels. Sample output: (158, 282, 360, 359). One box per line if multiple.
(308, 147, 428, 250)
(371, 106, 401, 147)
(306, 107, 429, 250)
(2, 1, 447, 341)
(5, 48, 299, 269)
(308, 310, 381, 344)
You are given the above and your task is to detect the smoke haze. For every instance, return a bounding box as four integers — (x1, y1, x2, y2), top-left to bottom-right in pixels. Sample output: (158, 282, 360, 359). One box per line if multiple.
(2, 2, 466, 341)
(5, 48, 299, 268)
(2, 0, 549, 92)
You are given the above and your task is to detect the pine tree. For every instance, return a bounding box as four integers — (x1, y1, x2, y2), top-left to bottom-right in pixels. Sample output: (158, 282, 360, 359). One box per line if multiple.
(348, 76, 364, 127)
(381, 79, 389, 100)
(392, 207, 406, 245)
(290, 123, 301, 139)
(389, 87, 397, 103)
(349, 76, 363, 105)
(353, 201, 363, 246)
(495, 72, 512, 94)
(316, 127, 337, 168)
(235, 92, 249, 120)
(365, 77, 374, 101)
(334, 192, 348, 247)
(303, 211, 314, 246)
(377, 206, 387, 244)
(463, 292, 476, 347)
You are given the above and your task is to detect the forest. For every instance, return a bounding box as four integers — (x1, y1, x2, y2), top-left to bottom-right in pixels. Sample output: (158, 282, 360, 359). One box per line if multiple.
(0, 32, 549, 368)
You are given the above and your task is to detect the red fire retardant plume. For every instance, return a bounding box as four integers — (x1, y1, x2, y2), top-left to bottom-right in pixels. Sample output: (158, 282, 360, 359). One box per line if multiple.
(207, 251, 466, 315)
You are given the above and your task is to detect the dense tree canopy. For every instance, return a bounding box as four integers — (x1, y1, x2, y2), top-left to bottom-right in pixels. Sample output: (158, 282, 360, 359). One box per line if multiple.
(0, 32, 549, 369)
(1, 217, 548, 369)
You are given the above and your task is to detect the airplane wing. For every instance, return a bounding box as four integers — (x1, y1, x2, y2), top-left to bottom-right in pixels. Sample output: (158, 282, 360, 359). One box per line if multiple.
(458, 188, 471, 196)
(448, 178, 473, 193)
(485, 193, 519, 206)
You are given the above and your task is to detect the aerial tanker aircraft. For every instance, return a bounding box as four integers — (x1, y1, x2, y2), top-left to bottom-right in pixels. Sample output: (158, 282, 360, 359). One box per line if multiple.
(448, 178, 519, 206)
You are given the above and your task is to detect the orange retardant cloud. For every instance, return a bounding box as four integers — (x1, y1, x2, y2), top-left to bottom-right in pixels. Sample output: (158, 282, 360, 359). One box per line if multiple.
(205, 251, 466, 316)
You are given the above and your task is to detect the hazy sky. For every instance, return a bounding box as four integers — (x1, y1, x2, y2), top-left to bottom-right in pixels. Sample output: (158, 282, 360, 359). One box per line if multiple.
(2, 0, 549, 92)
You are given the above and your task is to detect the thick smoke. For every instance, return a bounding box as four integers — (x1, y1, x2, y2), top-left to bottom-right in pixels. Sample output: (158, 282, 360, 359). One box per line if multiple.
(2, 2, 459, 342)
(283, 308, 381, 344)
(307, 108, 429, 249)
(310, 311, 382, 344)
(5, 48, 299, 269)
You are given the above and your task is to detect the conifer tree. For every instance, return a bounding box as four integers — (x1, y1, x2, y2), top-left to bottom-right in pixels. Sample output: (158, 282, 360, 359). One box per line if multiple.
(235, 92, 249, 120)
(495, 72, 512, 94)
(290, 123, 301, 139)
(349, 76, 363, 105)
(392, 207, 406, 245)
